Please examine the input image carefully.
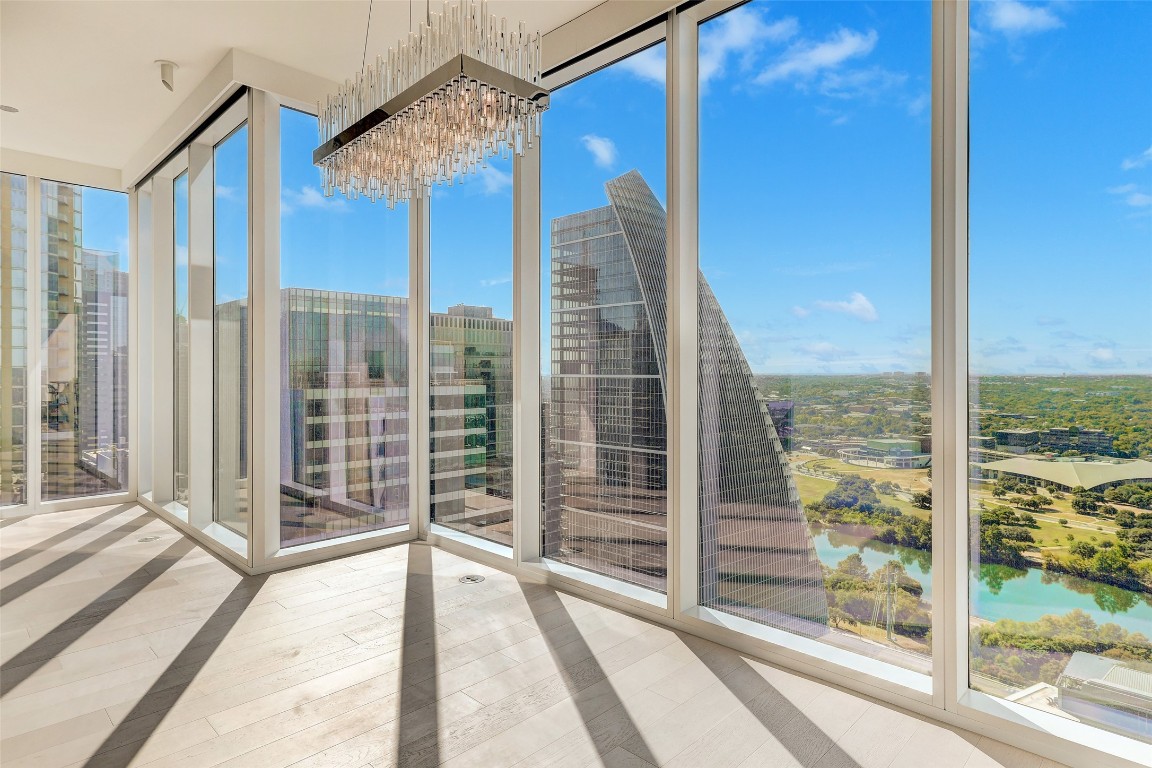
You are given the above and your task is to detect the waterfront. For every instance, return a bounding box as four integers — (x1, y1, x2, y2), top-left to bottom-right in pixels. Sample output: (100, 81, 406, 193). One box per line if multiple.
(812, 527, 1152, 631)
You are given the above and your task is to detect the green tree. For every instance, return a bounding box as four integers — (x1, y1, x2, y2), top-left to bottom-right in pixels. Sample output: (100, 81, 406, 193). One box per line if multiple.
(1069, 541, 1097, 558)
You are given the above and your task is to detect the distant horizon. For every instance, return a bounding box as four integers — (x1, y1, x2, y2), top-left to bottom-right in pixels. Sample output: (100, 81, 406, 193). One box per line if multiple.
(73, 3, 1149, 379)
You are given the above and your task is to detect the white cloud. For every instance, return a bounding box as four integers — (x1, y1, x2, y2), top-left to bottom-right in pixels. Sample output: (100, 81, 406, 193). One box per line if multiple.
(617, 46, 666, 86)
(818, 66, 907, 100)
(813, 291, 878, 322)
(476, 165, 512, 195)
(791, 306, 811, 318)
(1107, 183, 1152, 209)
(281, 185, 344, 215)
(699, 8, 797, 85)
(905, 92, 930, 117)
(756, 28, 878, 86)
(1122, 144, 1152, 171)
(481, 274, 512, 287)
(1088, 345, 1124, 369)
(1032, 354, 1068, 369)
(215, 184, 240, 202)
(983, 1, 1063, 36)
(981, 336, 1027, 357)
(581, 134, 618, 169)
(794, 341, 853, 362)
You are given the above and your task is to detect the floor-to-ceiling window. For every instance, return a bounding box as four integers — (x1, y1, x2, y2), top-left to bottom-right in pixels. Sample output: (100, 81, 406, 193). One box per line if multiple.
(968, 0, 1152, 742)
(541, 42, 669, 592)
(40, 180, 130, 502)
(696, 0, 933, 675)
(429, 157, 515, 548)
(173, 171, 190, 507)
(213, 124, 249, 536)
(279, 107, 411, 547)
(1, 172, 28, 507)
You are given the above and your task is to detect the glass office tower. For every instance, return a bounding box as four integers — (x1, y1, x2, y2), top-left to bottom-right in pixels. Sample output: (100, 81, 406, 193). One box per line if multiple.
(546, 171, 827, 632)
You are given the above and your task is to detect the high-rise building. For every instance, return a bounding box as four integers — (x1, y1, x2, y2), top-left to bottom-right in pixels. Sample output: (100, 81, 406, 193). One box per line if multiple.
(39, 183, 129, 500)
(429, 303, 514, 544)
(277, 288, 513, 545)
(279, 288, 411, 544)
(78, 248, 129, 486)
(546, 171, 827, 632)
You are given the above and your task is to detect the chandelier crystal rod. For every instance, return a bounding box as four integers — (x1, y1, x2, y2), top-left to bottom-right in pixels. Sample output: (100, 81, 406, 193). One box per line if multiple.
(314, 0, 549, 208)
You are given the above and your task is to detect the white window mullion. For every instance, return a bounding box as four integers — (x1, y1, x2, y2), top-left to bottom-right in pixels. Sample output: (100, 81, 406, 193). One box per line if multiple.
(250, 90, 280, 569)
(411, 193, 431, 540)
(187, 142, 215, 530)
(668, 7, 700, 619)
(512, 141, 542, 565)
(149, 173, 176, 505)
(24, 176, 42, 513)
(131, 184, 152, 499)
(933, 0, 970, 713)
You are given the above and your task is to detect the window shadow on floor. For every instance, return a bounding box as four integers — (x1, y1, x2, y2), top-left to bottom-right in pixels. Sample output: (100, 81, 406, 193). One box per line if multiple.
(0, 505, 154, 605)
(518, 582, 662, 766)
(0, 504, 138, 571)
(393, 542, 442, 768)
(682, 634, 864, 767)
(78, 574, 268, 768)
(0, 534, 198, 696)
(0, 504, 137, 572)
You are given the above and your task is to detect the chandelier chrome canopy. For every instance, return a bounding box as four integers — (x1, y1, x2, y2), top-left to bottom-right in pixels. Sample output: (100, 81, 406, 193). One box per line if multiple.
(314, 0, 548, 207)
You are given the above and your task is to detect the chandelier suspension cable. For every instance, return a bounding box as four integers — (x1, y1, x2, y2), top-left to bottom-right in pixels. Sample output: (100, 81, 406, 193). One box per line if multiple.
(361, 0, 374, 73)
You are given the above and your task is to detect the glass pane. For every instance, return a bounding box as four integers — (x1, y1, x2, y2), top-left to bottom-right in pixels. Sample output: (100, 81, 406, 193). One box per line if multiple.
(698, 0, 932, 673)
(429, 156, 514, 547)
(968, 1, 1152, 741)
(541, 43, 669, 592)
(1, 172, 28, 506)
(173, 172, 190, 506)
(41, 181, 130, 501)
(214, 125, 249, 536)
(279, 107, 410, 547)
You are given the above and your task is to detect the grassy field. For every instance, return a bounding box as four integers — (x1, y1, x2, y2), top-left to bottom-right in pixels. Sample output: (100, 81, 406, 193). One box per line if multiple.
(792, 472, 835, 505)
(803, 459, 932, 492)
(790, 460, 930, 521)
(968, 481, 1122, 550)
(792, 457, 1127, 554)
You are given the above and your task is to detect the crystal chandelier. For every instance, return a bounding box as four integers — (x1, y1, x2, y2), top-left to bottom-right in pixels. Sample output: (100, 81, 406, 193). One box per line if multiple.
(314, 0, 548, 207)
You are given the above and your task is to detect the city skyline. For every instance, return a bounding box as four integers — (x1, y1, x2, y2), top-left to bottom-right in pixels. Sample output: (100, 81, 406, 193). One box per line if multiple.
(260, 2, 1150, 376)
(78, 2, 1152, 379)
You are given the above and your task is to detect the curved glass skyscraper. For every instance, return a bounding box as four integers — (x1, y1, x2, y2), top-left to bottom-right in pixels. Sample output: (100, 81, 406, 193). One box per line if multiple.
(546, 170, 827, 634)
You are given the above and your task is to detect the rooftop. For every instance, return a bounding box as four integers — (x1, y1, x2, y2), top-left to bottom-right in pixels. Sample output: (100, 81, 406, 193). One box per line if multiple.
(979, 457, 1152, 490)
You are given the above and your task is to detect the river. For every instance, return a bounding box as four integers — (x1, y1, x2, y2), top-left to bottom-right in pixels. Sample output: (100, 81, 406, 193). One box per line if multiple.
(811, 527, 1152, 633)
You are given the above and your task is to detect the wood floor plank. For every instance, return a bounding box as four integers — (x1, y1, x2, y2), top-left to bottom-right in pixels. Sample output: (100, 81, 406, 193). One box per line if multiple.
(0, 505, 1067, 768)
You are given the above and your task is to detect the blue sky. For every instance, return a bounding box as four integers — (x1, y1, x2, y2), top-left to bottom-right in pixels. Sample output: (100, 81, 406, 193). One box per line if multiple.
(76, 187, 128, 269)
(86, 1, 1150, 377)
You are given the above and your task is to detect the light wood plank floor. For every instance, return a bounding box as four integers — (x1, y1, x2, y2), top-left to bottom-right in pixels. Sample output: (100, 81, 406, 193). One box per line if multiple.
(1, 504, 1070, 768)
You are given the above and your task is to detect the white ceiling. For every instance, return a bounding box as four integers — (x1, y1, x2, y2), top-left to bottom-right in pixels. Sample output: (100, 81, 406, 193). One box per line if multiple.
(0, 0, 602, 172)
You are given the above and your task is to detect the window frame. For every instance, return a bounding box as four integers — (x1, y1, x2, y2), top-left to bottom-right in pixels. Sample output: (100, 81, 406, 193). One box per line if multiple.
(0, 173, 135, 518)
(9, 1, 1143, 762)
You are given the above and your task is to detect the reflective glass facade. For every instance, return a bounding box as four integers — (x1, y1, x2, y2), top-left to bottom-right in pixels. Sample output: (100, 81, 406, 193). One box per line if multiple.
(40, 181, 129, 501)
